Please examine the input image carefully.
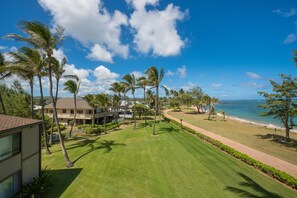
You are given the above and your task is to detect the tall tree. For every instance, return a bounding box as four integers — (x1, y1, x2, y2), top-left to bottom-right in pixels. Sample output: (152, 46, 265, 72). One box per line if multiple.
(122, 74, 137, 129)
(64, 75, 80, 138)
(0, 53, 11, 114)
(84, 94, 99, 127)
(109, 82, 122, 122)
(119, 82, 129, 121)
(49, 57, 66, 145)
(145, 66, 164, 135)
(6, 21, 73, 167)
(190, 86, 204, 113)
(137, 77, 149, 124)
(259, 74, 297, 141)
(8, 47, 51, 154)
(97, 93, 109, 133)
(110, 94, 121, 122)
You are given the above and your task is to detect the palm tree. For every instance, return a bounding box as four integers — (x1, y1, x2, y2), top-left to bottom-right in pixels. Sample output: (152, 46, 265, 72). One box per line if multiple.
(119, 82, 129, 121)
(0, 53, 11, 114)
(7, 51, 35, 118)
(145, 66, 164, 135)
(49, 57, 66, 145)
(109, 82, 122, 122)
(137, 77, 149, 124)
(85, 94, 99, 127)
(97, 93, 109, 134)
(122, 74, 137, 129)
(64, 75, 80, 138)
(6, 21, 73, 167)
(8, 47, 51, 154)
(110, 94, 121, 122)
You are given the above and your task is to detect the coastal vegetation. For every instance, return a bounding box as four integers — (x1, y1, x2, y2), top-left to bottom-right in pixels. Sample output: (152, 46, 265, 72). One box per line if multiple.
(41, 122, 297, 197)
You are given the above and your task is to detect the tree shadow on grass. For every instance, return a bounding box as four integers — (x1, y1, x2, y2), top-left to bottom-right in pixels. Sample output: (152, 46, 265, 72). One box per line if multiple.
(41, 168, 82, 198)
(255, 134, 297, 149)
(73, 140, 125, 164)
(158, 126, 180, 134)
(225, 173, 282, 198)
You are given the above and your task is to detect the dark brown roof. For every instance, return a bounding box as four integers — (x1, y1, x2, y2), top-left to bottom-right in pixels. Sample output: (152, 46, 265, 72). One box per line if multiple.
(44, 98, 93, 110)
(0, 115, 42, 132)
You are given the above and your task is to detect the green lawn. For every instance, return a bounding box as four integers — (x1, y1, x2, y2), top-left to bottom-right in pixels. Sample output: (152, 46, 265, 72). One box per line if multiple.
(42, 121, 297, 197)
(168, 110, 297, 166)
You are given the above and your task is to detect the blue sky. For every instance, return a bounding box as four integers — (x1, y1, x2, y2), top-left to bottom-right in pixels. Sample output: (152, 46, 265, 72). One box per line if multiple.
(0, 0, 297, 99)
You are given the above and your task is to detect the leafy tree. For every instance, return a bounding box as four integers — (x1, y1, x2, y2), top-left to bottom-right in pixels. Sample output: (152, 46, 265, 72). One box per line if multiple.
(122, 74, 137, 129)
(97, 93, 109, 134)
(109, 82, 122, 122)
(132, 104, 150, 119)
(180, 92, 193, 107)
(146, 66, 164, 135)
(137, 76, 149, 124)
(190, 86, 204, 113)
(146, 89, 155, 109)
(85, 94, 99, 127)
(6, 21, 73, 167)
(220, 110, 226, 121)
(258, 75, 297, 141)
(110, 94, 121, 122)
(64, 75, 80, 138)
(119, 82, 129, 121)
(0, 53, 11, 114)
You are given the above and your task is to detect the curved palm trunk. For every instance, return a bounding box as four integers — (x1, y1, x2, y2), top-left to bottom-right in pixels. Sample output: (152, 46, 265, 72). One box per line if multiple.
(30, 81, 34, 119)
(123, 93, 126, 121)
(104, 109, 107, 134)
(49, 78, 59, 145)
(48, 64, 73, 167)
(0, 91, 6, 114)
(133, 93, 136, 130)
(143, 87, 147, 124)
(69, 94, 77, 138)
(153, 85, 158, 135)
(38, 76, 51, 154)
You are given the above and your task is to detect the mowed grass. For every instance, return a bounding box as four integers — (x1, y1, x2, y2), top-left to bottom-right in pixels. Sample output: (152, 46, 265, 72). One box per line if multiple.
(168, 110, 297, 166)
(42, 121, 297, 197)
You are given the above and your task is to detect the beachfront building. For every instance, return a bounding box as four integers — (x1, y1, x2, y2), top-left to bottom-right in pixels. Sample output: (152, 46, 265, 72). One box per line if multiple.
(0, 115, 41, 198)
(45, 98, 117, 125)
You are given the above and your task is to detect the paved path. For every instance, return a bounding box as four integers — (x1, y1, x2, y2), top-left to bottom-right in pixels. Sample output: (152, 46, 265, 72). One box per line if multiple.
(164, 109, 297, 178)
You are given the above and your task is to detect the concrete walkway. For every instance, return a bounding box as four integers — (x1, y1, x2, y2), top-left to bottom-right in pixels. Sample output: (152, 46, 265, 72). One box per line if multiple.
(164, 109, 297, 178)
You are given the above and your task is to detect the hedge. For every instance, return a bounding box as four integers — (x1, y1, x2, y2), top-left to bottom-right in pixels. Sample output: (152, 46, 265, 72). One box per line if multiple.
(162, 114, 297, 190)
(82, 123, 120, 134)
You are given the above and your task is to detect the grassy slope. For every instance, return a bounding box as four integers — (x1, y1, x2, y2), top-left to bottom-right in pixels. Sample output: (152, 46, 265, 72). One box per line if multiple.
(42, 122, 297, 197)
(169, 110, 297, 166)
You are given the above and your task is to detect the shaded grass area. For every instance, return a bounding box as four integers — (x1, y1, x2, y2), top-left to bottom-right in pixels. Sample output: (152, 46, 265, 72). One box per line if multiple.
(42, 121, 297, 197)
(169, 110, 297, 166)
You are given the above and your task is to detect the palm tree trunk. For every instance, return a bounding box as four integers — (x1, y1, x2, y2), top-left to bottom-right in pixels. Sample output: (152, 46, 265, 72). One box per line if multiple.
(153, 86, 158, 135)
(69, 94, 76, 138)
(143, 87, 147, 124)
(49, 78, 59, 145)
(48, 64, 73, 167)
(30, 81, 34, 119)
(133, 93, 136, 130)
(0, 91, 6, 114)
(92, 109, 95, 127)
(38, 76, 51, 154)
(124, 93, 126, 121)
(104, 110, 107, 134)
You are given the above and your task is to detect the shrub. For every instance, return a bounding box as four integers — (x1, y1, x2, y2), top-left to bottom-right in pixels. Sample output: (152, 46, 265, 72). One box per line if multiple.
(163, 114, 297, 190)
(84, 127, 101, 134)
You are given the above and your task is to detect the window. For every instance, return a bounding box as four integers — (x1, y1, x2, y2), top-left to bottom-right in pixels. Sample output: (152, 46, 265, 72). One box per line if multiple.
(62, 109, 66, 114)
(89, 110, 92, 114)
(71, 110, 74, 114)
(0, 171, 21, 198)
(0, 133, 21, 161)
(49, 110, 53, 113)
(77, 110, 83, 114)
(94, 109, 97, 114)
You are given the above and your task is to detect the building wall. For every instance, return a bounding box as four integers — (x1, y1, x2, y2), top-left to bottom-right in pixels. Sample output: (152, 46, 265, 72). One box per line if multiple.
(0, 154, 21, 180)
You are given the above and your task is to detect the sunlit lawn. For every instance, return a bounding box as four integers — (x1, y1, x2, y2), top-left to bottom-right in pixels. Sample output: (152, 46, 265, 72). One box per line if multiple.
(168, 109, 297, 165)
(42, 121, 297, 197)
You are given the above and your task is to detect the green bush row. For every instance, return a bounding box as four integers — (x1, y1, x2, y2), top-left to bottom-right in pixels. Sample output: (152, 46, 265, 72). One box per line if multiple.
(162, 114, 297, 190)
(83, 123, 120, 134)
(47, 124, 66, 133)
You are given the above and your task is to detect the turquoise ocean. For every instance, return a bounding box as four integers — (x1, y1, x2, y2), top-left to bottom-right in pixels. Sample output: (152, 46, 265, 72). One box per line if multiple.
(215, 100, 283, 127)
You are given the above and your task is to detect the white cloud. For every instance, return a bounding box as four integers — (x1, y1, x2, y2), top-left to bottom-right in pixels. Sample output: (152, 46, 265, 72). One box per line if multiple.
(131, 71, 144, 78)
(128, 0, 186, 56)
(246, 72, 261, 79)
(210, 83, 222, 88)
(273, 8, 297, 17)
(166, 70, 175, 76)
(241, 82, 265, 89)
(64, 64, 90, 80)
(93, 65, 120, 93)
(86, 44, 113, 63)
(182, 82, 196, 90)
(53, 48, 66, 63)
(38, 0, 129, 60)
(283, 33, 297, 44)
(0, 46, 7, 50)
(176, 65, 186, 78)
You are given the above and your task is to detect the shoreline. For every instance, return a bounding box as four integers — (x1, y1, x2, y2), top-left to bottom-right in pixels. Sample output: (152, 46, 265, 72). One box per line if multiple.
(216, 113, 297, 133)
